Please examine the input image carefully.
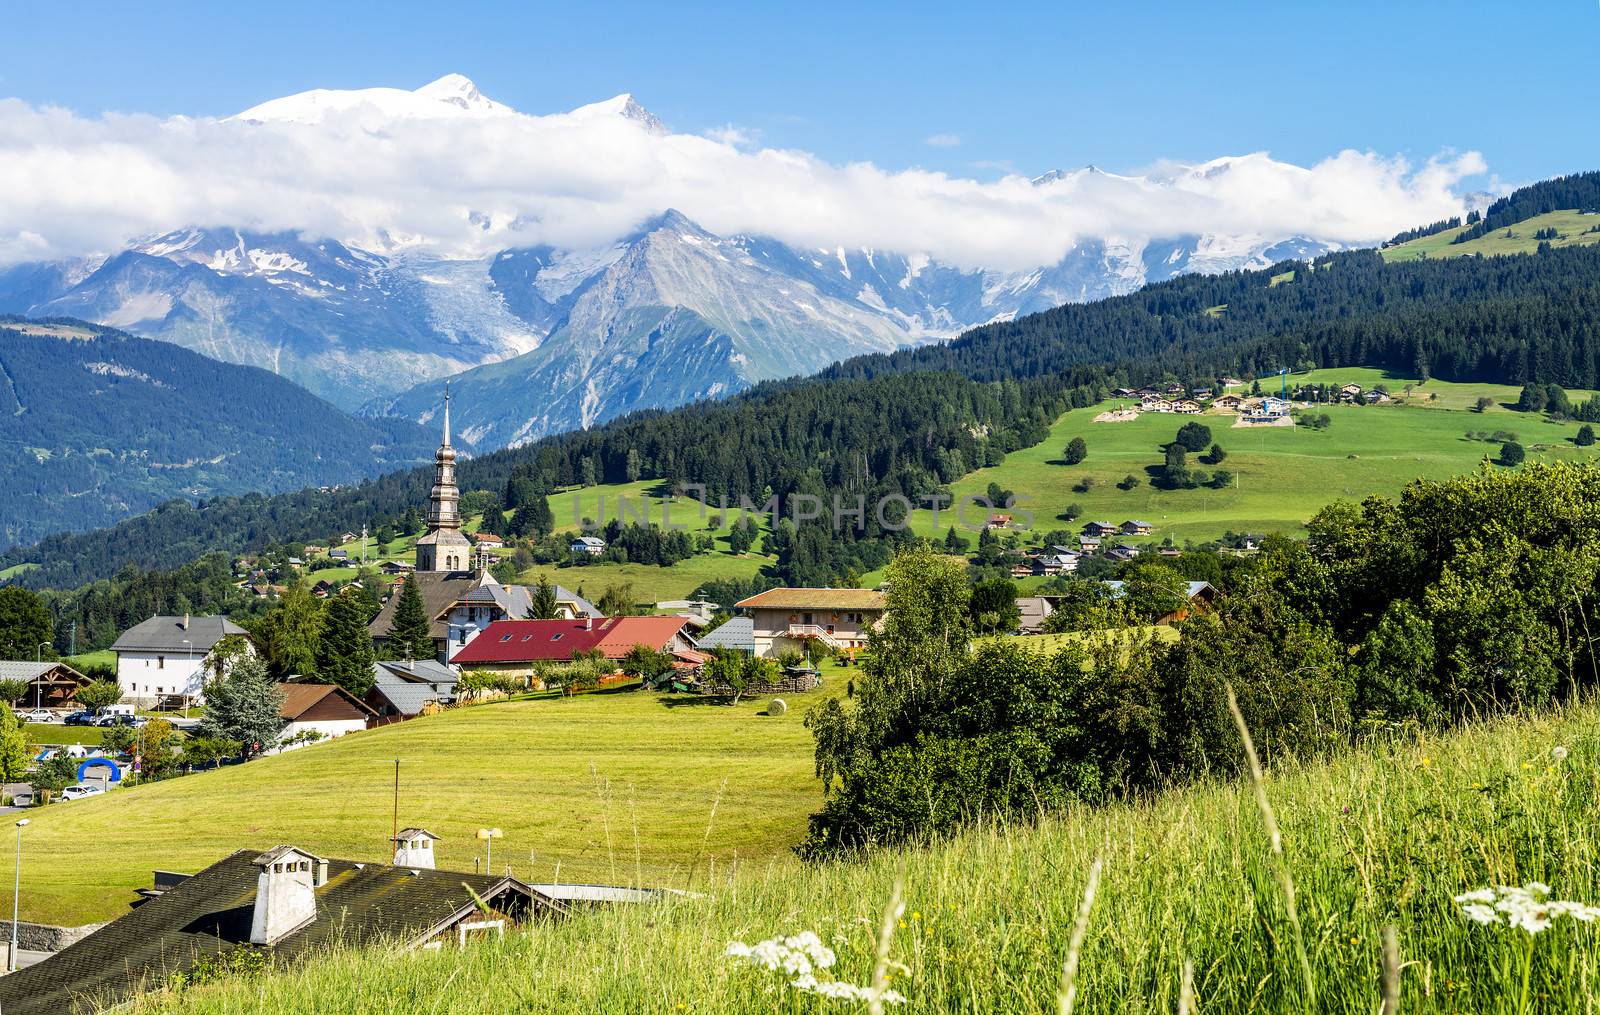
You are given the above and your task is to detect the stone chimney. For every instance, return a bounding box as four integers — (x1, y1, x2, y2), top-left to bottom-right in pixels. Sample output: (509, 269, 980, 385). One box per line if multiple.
(392, 828, 439, 870)
(181, 612, 190, 631)
(250, 846, 324, 945)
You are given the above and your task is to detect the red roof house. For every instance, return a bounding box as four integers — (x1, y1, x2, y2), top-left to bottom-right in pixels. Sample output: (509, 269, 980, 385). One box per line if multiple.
(450, 616, 695, 669)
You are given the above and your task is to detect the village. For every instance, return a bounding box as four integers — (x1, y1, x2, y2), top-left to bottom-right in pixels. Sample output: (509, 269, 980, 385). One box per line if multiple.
(1093, 378, 1392, 426)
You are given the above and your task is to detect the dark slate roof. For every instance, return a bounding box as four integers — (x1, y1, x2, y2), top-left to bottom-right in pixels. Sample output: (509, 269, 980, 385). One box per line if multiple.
(110, 616, 247, 654)
(0, 851, 556, 1015)
(367, 571, 476, 641)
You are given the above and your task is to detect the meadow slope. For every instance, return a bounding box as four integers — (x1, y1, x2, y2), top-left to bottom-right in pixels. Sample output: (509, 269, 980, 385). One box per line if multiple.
(129, 700, 1600, 1013)
(9, 683, 842, 926)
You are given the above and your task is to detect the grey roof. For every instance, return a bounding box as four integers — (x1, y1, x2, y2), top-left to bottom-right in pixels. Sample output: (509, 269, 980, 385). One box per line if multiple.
(370, 665, 457, 716)
(0, 660, 86, 683)
(462, 575, 599, 619)
(694, 617, 755, 651)
(527, 883, 660, 904)
(375, 658, 458, 687)
(111, 615, 247, 654)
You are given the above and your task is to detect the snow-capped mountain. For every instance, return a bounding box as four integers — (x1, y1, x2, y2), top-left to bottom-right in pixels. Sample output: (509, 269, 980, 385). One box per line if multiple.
(0, 75, 1346, 440)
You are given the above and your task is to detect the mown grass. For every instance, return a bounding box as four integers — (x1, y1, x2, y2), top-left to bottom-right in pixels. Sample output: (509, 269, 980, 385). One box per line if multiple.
(127, 700, 1600, 1013)
(6, 680, 846, 926)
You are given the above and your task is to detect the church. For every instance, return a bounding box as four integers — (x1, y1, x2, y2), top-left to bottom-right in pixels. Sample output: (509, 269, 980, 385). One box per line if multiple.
(368, 388, 599, 663)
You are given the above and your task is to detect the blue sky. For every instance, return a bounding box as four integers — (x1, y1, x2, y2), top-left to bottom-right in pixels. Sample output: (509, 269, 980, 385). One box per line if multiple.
(5, 1, 1596, 184)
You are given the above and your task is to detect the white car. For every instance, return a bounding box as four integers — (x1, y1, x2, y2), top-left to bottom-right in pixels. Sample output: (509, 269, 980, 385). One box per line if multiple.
(15, 709, 58, 724)
(58, 784, 103, 802)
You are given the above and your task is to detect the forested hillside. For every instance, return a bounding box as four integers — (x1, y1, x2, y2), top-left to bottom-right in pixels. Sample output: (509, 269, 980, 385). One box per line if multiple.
(0, 318, 437, 549)
(826, 244, 1600, 388)
(9, 173, 1600, 590)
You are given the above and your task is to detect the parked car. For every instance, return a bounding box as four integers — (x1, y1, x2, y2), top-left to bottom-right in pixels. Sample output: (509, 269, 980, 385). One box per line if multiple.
(96, 714, 148, 728)
(63, 711, 98, 726)
(14, 708, 58, 724)
(58, 784, 103, 802)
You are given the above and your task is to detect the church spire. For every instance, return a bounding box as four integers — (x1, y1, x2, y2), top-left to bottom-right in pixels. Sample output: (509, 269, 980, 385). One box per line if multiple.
(442, 381, 452, 448)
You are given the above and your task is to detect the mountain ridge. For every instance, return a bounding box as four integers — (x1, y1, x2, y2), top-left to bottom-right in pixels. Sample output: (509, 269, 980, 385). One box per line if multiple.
(0, 316, 439, 550)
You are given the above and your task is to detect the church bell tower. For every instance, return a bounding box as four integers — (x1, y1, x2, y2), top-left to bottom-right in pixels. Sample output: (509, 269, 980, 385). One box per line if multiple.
(414, 384, 473, 573)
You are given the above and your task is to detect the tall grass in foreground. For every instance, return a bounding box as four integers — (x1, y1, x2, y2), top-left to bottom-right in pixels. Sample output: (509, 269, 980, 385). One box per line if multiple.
(137, 702, 1600, 1013)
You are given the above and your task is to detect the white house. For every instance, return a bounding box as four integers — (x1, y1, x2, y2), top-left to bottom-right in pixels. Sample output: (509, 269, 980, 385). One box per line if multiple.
(111, 614, 251, 706)
(569, 535, 606, 556)
(274, 683, 374, 752)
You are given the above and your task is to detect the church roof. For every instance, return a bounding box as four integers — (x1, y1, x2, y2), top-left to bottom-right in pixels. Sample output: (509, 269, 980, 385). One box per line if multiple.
(368, 572, 476, 642)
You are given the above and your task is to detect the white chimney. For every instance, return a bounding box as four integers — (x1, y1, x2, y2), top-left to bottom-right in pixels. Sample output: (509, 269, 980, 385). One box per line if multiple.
(583, 616, 592, 630)
(181, 612, 190, 631)
(392, 828, 439, 870)
(250, 846, 323, 945)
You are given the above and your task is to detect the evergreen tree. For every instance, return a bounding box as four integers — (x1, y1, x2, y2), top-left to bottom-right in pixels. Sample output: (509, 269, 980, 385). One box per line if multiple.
(943, 526, 971, 553)
(1577, 425, 1596, 447)
(1517, 381, 1548, 414)
(0, 708, 30, 783)
(315, 590, 377, 696)
(509, 493, 555, 540)
(527, 575, 560, 619)
(1498, 441, 1527, 467)
(0, 587, 53, 659)
(252, 584, 323, 679)
(625, 448, 643, 482)
(1063, 437, 1088, 465)
(727, 517, 755, 555)
(199, 656, 286, 758)
(1163, 444, 1191, 488)
(387, 576, 435, 662)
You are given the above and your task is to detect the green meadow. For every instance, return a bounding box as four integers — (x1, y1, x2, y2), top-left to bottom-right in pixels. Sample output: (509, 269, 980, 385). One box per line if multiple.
(902, 370, 1600, 545)
(1382, 209, 1600, 262)
(7, 678, 846, 927)
(129, 699, 1600, 1014)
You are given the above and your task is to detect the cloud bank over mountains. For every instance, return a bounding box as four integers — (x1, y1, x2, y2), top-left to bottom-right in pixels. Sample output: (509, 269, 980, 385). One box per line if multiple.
(0, 73, 1487, 271)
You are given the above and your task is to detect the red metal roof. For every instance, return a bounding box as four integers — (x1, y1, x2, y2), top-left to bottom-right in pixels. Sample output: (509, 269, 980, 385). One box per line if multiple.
(450, 617, 690, 664)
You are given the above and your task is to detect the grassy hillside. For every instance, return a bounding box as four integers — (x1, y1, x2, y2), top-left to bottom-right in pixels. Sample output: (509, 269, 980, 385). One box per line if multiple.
(1383, 209, 1600, 262)
(129, 700, 1600, 1013)
(8, 679, 845, 926)
(902, 369, 1600, 545)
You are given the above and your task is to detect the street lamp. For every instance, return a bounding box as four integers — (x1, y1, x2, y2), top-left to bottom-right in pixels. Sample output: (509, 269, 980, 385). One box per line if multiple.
(34, 643, 49, 711)
(476, 827, 502, 874)
(10, 818, 27, 973)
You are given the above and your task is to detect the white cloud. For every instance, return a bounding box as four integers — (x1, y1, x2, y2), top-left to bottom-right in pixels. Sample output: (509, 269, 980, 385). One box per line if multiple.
(923, 132, 962, 148)
(703, 124, 759, 147)
(0, 78, 1486, 273)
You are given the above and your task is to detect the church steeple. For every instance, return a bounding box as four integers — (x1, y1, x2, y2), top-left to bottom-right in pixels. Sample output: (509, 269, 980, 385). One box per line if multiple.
(413, 385, 472, 573)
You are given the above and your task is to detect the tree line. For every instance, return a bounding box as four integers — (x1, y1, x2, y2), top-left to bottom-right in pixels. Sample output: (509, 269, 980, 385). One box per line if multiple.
(802, 463, 1600, 856)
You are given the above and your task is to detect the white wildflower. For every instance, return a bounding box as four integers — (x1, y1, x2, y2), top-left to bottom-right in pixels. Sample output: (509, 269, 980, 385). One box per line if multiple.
(730, 928, 907, 1005)
(1552, 745, 1569, 762)
(1457, 883, 1599, 936)
(1454, 888, 1496, 905)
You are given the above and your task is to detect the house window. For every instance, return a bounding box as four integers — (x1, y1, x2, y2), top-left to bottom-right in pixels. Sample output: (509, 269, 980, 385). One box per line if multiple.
(802, 613, 813, 625)
(550, 633, 563, 642)
(157, 656, 165, 669)
(500, 634, 513, 642)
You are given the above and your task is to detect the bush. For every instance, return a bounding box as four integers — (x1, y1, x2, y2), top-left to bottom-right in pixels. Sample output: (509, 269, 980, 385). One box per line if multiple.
(1498, 441, 1526, 466)
(1062, 437, 1087, 465)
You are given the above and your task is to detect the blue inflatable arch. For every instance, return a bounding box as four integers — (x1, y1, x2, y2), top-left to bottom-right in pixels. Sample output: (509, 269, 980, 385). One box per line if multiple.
(76, 757, 122, 784)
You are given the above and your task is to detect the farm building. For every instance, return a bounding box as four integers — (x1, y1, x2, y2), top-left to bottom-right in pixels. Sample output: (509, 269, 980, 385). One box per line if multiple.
(734, 587, 887, 659)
